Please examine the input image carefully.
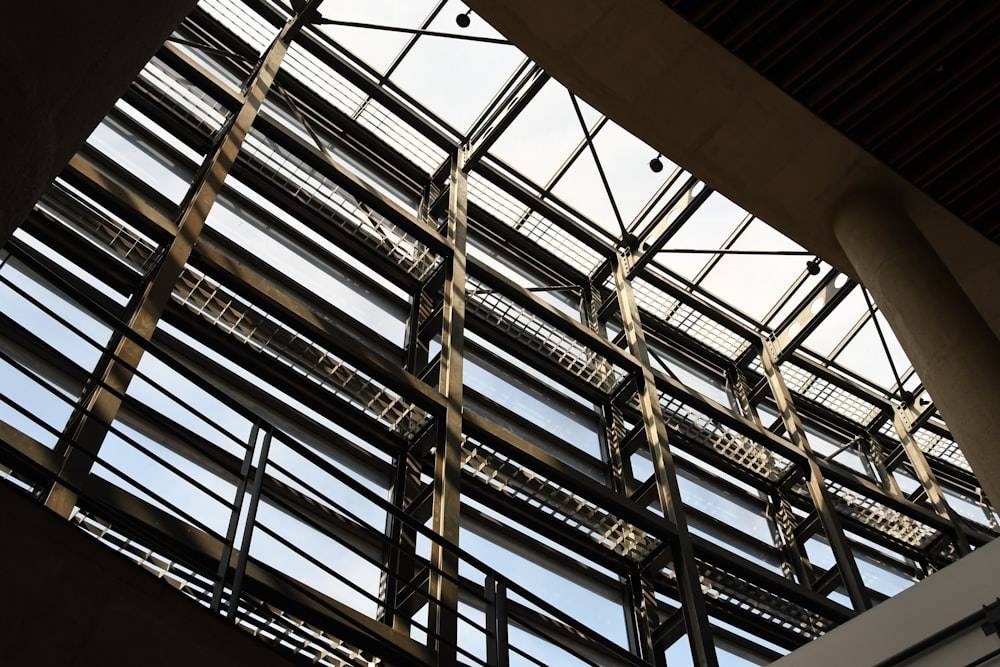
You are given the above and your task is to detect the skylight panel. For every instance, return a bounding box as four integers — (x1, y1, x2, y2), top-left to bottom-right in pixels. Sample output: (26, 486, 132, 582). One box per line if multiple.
(697, 219, 808, 321)
(591, 120, 676, 228)
(488, 78, 602, 186)
(832, 313, 910, 391)
(801, 289, 869, 356)
(656, 192, 745, 280)
(388, 6, 523, 132)
(549, 143, 622, 237)
(315, 0, 439, 74)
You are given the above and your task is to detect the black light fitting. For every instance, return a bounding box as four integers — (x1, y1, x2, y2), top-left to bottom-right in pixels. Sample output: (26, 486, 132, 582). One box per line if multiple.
(649, 153, 664, 173)
(806, 257, 821, 275)
(456, 10, 472, 28)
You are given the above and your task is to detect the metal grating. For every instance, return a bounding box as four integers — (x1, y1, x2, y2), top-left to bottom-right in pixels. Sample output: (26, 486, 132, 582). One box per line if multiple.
(174, 269, 429, 438)
(242, 130, 440, 280)
(467, 276, 625, 392)
(37, 182, 429, 440)
(693, 560, 832, 642)
(201, 0, 275, 54)
(37, 185, 159, 275)
(790, 480, 942, 551)
(282, 45, 447, 173)
(658, 392, 793, 482)
(467, 172, 605, 275)
(765, 360, 882, 427)
(135, 57, 229, 134)
(911, 428, 970, 473)
(629, 276, 752, 360)
(462, 438, 658, 561)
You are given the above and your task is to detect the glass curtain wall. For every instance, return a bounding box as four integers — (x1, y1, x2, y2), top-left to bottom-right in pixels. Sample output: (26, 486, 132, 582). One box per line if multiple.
(0, 1, 996, 666)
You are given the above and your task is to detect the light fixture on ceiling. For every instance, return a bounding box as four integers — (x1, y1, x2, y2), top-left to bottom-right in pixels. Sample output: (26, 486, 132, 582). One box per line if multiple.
(456, 10, 472, 28)
(649, 153, 664, 173)
(806, 257, 821, 275)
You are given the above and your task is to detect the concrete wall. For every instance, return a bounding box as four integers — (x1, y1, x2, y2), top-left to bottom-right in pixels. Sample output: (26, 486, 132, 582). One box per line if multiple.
(0, 483, 290, 666)
(0, 1, 197, 246)
(772, 537, 1000, 666)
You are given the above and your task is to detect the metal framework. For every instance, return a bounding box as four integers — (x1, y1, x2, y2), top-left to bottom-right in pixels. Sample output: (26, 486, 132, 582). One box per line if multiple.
(0, 1, 996, 666)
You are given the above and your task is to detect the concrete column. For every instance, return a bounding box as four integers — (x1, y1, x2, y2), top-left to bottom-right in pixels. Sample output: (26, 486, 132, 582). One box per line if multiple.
(0, 1, 198, 246)
(833, 193, 1000, 507)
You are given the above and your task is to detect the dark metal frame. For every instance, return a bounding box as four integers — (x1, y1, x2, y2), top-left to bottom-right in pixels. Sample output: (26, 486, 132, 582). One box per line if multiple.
(0, 1, 995, 666)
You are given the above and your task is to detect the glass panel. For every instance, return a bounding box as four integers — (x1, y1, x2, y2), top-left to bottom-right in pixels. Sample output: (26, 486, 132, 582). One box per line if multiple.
(490, 78, 602, 187)
(390, 6, 524, 132)
(658, 193, 746, 280)
(85, 115, 195, 204)
(461, 528, 628, 649)
(698, 219, 808, 321)
(205, 192, 408, 345)
(465, 350, 601, 459)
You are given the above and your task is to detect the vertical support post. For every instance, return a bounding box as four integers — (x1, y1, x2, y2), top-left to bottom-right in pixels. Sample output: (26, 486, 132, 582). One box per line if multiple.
(613, 250, 719, 667)
(767, 492, 816, 585)
(380, 450, 424, 632)
(725, 367, 813, 584)
(625, 570, 666, 666)
(211, 420, 261, 613)
(228, 424, 273, 621)
(759, 338, 872, 610)
(485, 573, 509, 667)
(862, 437, 904, 499)
(724, 367, 760, 427)
(592, 285, 660, 663)
(381, 186, 437, 630)
(43, 4, 319, 518)
(587, 284, 633, 497)
(428, 150, 468, 665)
(893, 408, 971, 556)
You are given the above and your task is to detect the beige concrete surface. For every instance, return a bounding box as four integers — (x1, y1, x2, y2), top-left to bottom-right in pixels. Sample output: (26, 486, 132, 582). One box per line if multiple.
(834, 193, 1000, 508)
(771, 536, 1000, 666)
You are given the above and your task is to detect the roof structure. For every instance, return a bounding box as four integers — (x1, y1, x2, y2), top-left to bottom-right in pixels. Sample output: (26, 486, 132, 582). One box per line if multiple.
(0, 1, 997, 665)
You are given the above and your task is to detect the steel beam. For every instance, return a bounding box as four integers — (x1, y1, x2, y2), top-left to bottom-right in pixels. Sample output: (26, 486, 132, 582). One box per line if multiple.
(725, 367, 814, 586)
(228, 423, 272, 620)
(382, 221, 436, 631)
(464, 63, 548, 170)
(759, 338, 872, 611)
(43, 4, 320, 518)
(427, 151, 468, 664)
(893, 407, 971, 556)
(485, 573, 510, 667)
(211, 420, 258, 613)
(613, 249, 719, 667)
(626, 570, 666, 666)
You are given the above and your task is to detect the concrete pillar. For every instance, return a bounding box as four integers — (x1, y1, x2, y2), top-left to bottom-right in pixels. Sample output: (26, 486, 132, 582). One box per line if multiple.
(833, 193, 1000, 507)
(0, 1, 198, 246)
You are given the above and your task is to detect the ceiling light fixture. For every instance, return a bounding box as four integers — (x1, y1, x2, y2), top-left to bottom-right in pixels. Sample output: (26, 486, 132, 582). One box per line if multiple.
(456, 10, 472, 28)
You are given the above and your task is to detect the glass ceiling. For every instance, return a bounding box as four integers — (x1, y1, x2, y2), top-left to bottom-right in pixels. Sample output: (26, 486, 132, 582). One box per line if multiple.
(231, 0, 920, 404)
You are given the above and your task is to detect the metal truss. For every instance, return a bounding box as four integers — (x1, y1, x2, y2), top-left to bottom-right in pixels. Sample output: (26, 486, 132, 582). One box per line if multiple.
(0, 1, 996, 666)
